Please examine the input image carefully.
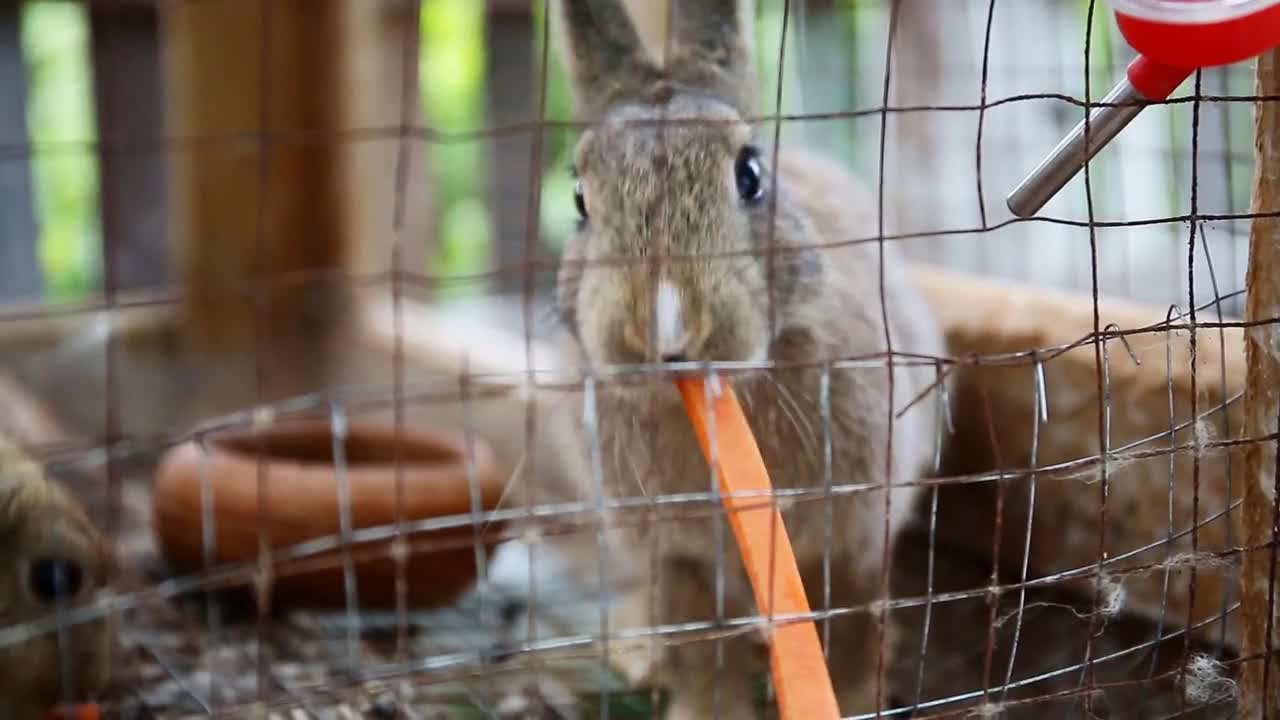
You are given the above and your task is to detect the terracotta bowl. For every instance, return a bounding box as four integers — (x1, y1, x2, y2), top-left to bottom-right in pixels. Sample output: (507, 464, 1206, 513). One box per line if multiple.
(152, 419, 506, 609)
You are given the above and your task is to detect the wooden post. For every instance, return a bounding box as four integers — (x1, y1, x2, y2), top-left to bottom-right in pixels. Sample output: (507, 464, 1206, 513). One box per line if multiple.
(160, 0, 344, 357)
(336, 0, 431, 287)
(790, 0, 858, 162)
(0, 0, 42, 303)
(618, 0, 753, 69)
(158, 0, 430, 380)
(885, 0, 951, 262)
(1236, 46, 1280, 719)
(485, 0, 538, 294)
(90, 0, 171, 293)
(620, 0, 669, 63)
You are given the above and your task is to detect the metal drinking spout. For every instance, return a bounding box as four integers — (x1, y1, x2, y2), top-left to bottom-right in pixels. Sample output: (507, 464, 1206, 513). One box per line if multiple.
(1006, 80, 1146, 218)
(1005, 56, 1193, 218)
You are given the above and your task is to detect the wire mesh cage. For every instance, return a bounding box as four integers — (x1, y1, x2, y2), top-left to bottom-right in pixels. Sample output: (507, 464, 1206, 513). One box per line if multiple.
(0, 0, 1278, 717)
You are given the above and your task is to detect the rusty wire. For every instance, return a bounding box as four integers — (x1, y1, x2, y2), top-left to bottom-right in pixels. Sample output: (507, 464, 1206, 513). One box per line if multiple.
(0, 0, 1269, 717)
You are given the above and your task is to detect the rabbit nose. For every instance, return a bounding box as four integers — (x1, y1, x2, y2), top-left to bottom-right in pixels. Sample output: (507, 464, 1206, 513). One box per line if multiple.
(622, 322, 688, 362)
(653, 281, 690, 361)
(620, 280, 692, 362)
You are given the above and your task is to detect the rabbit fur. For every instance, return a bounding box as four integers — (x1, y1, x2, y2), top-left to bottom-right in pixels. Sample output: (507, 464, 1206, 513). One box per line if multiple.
(498, 1, 949, 716)
(0, 439, 113, 718)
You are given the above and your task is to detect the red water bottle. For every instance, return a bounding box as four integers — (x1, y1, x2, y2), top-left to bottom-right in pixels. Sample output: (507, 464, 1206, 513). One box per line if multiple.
(1006, 0, 1280, 218)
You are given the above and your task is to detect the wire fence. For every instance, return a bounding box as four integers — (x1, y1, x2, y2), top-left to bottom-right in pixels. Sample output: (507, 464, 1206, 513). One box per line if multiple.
(0, 0, 1273, 718)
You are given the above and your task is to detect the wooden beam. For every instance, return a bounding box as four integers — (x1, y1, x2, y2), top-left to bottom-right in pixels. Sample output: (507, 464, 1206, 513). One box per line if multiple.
(336, 0, 432, 288)
(617, 0, 754, 69)
(626, 0, 669, 57)
(90, 1, 171, 293)
(484, 0, 539, 294)
(160, 0, 345, 356)
(0, 287, 563, 458)
(0, 0, 42, 302)
(0, 0, 436, 442)
(158, 0, 431, 391)
(1236, 46, 1280, 720)
(791, 0, 857, 162)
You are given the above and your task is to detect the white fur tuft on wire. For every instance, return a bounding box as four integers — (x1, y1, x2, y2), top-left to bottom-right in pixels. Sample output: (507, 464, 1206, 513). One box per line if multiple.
(1182, 653, 1237, 706)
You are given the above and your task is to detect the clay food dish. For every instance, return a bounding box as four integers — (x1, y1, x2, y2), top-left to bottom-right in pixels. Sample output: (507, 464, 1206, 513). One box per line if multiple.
(152, 419, 506, 609)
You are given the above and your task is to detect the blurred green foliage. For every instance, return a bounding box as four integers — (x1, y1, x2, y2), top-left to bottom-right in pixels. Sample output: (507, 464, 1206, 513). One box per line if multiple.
(419, 0, 492, 296)
(20, 1, 99, 301)
(17, 0, 1210, 303)
(15, 0, 851, 303)
(17, 0, 585, 302)
(16, 0, 836, 304)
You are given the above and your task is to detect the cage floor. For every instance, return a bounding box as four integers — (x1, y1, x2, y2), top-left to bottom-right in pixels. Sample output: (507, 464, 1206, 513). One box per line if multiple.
(60, 282, 1240, 717)
(63, 467, 1237, 719)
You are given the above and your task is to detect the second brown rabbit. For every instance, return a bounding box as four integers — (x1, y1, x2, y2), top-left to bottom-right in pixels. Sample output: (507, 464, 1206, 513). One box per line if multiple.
(488, 1, 950, 718)
(0, 439, 114, 719)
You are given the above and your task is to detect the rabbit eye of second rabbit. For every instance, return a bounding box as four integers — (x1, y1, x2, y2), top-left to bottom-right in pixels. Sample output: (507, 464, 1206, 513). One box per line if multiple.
(735, 146, 764, 204)
(27, 557, 85, 605)
(574, 178, 588, 220)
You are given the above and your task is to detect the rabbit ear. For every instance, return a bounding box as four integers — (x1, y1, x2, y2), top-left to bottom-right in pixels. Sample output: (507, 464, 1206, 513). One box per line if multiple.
(664, 0, 756, 114)
(555, 0, 662, 117)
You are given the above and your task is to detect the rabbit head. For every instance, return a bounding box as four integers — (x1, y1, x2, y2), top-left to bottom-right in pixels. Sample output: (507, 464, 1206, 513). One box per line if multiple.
(0, 441, 113, 715)
(555, 0, 820, 373)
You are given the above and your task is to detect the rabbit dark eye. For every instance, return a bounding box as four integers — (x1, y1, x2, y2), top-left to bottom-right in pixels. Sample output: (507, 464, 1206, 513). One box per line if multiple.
(735, 146, 764, 204)
(737, 146, 762, 202)
(574, 179, 588, 220)
(28, 558, 84, 605)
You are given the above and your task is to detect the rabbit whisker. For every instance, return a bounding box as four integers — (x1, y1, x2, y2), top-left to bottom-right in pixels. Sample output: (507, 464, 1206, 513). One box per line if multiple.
(763, 372, 819, 465)
(626, 414, 649, 499)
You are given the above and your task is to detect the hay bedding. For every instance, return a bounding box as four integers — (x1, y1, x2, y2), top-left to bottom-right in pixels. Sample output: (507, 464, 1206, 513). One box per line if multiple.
(81, 473, 653, 719)
(75, 470, 1237, 719)
(39, 349, 1235, 717)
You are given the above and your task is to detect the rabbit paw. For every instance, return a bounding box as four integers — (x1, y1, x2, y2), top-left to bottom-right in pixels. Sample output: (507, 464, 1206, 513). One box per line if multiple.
(607, 636, 661, 688)
(493, 676, 578, 720)
(664, 692, 760, 720)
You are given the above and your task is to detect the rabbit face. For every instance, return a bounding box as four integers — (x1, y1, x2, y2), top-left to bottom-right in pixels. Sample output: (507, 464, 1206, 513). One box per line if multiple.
(0, 464, 113, 711)
(562, 94, 773, 367)
(551, 0, 790, 373)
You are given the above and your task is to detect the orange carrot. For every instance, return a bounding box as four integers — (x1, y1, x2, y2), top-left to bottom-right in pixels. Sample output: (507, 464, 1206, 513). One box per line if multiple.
(675, 376, 840, 720)
(45, 705, 100, 720)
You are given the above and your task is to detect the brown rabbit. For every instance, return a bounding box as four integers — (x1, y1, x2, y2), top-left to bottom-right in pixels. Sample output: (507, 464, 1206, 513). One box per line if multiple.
(0, 439, 114, 719)
(483, 1, 951, 717)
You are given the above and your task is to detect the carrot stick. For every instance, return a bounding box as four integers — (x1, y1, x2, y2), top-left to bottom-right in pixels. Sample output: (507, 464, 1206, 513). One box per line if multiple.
(45, 705, 100, 720)
(675, 376, 840, 720)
